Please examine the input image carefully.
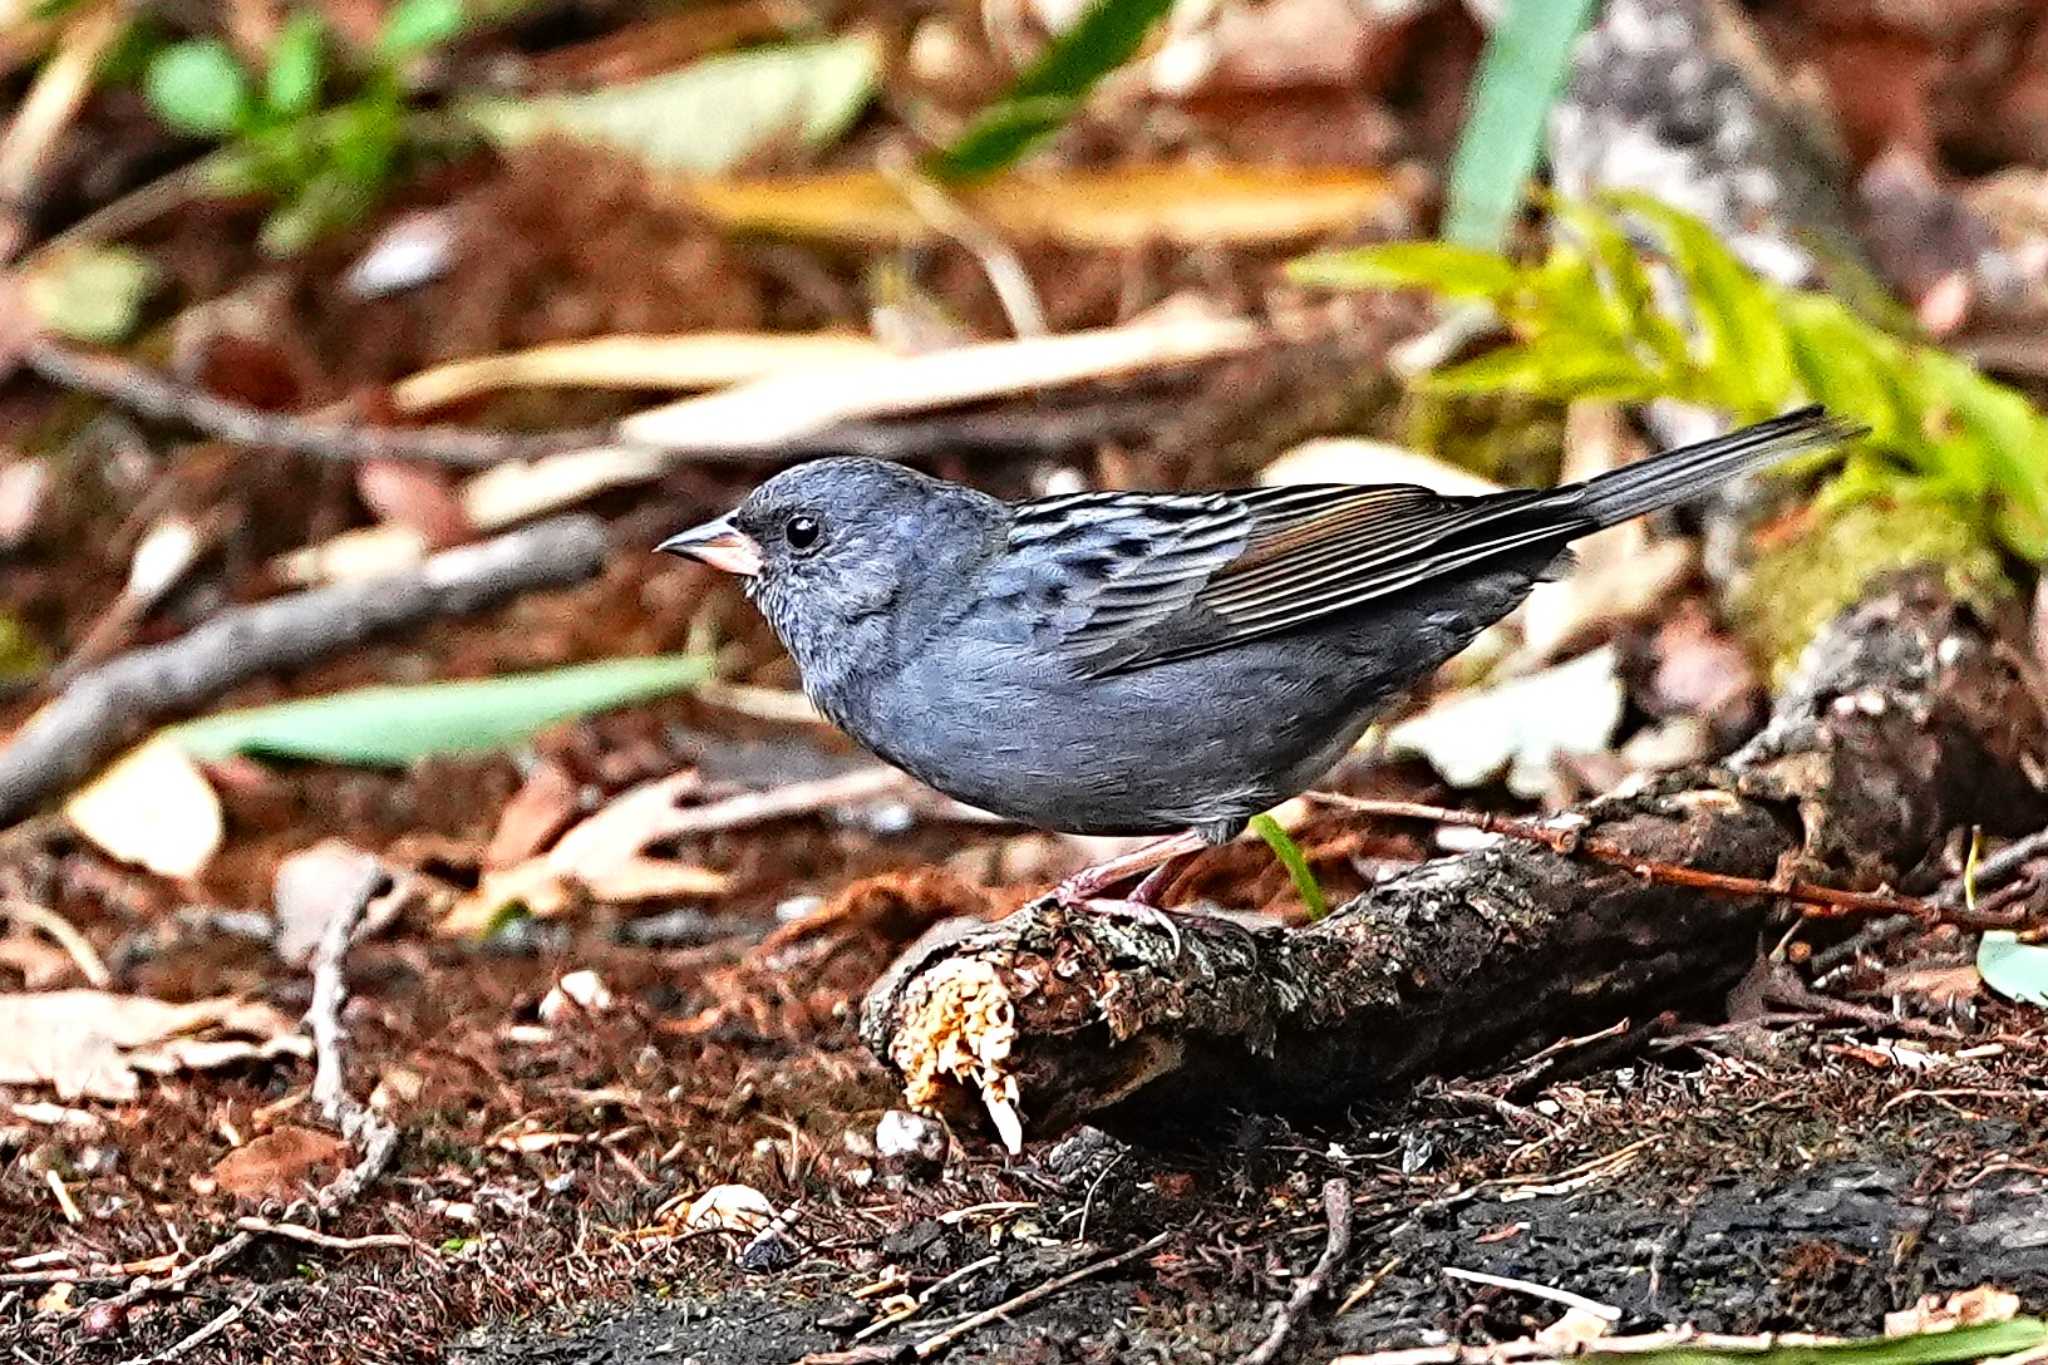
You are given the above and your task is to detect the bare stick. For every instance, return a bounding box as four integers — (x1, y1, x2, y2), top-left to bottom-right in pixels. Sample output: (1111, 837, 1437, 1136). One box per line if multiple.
(230, 1219, 412, 1253)
(1442, 1267, 1621, 1321)
(1238, 1178, 1354, 1365)
(26, 339, 1170, 470)
(0, 898, 109, 985)
(307, 866, 386, 1124)
(90, 856, 403, 1318)
(24, 340, 628, 468)
(0, 515, 608, 824)
(911, 1230, 1172, 1359)
(1304, 794, 2019, 931)
(129, 1287, 262, 1365)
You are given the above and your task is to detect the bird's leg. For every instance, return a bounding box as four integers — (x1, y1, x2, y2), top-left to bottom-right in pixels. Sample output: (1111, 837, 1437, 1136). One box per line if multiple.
(1053, 829, 1210, 908)
(1125, 852, 1192, 907)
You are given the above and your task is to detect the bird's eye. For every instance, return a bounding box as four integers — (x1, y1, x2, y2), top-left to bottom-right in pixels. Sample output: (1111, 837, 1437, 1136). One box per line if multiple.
(785, 514, 822, 553)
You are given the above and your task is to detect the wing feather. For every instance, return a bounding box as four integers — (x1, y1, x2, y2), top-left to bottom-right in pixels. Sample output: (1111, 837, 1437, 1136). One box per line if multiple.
(994, 482, 1594, 675)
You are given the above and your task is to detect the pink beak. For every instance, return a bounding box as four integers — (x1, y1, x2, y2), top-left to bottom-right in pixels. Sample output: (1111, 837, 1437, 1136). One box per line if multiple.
(657, 515, 764, 578)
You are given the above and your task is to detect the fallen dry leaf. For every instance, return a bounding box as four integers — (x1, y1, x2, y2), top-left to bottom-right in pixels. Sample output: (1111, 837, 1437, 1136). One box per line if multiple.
(1385, 647, 1626, 800)
(1258, 436, 1503, 496)
(63, 735, 224, 880)
(484, 760, 583, 869)
(683, 1183, 776, 1233)
(210, 1124, 349, 1201)
(280, 315, 1271, 583)
(272, 840, 399, 967)
(538, 969, 615, 1023)
(444, 771, 731, 934)
(1877, 962, 1984, 1008)
(355, 459, 473, 547)
(0, 991, 307, 1102)
(464, 316, 1263, 530)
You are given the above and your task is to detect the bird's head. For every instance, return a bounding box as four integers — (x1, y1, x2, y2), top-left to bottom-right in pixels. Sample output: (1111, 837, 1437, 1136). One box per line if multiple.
(658, 457, 1000, 680)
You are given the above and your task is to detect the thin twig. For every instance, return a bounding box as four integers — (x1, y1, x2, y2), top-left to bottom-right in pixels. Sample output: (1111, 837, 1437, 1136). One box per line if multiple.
(879, 142, 1046, 339)
(94, 1233, 256, 1317)
(0, 1, 121, 260)
(24, 339, 628, 467)
(911, 1230, 1172, 1360)
(1329, 1325, 1864, 1365)
(851, 1253, 1002, 1343)
(1335, 1255, 1404, 1317)
(130, 1287, 262, 1365)
(1941, 824, 2048, 907)
(1238, 1179, 1354, 1365)
(1308, 794, 2015, 930)
(230, 1219, 412, 1253)
(1443, 1267, 1621, 1321)
(0, 898, 109, 985)
(307, 866, 387, 1124)
(89, 867, 402, 1317)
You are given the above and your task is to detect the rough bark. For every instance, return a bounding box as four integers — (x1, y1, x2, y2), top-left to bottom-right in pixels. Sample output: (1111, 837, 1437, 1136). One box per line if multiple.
(860, 576, 2047, 1147)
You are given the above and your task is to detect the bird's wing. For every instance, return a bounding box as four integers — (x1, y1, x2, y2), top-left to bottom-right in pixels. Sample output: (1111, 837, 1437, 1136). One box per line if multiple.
(995, 482, 1595, 674)
(979, 489, 1256, 664)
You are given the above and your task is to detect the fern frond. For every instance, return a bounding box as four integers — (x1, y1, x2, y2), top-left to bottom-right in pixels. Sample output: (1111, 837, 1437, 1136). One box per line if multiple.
(1290, 196, 2048, 561)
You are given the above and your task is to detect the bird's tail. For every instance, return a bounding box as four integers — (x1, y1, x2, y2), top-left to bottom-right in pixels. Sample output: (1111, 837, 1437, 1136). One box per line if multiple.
(1576, 405, 1862, 528)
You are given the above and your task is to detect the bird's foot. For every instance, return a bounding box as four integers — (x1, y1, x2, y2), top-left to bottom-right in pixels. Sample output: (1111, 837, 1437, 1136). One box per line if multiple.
(1054, 895, 1186, 956)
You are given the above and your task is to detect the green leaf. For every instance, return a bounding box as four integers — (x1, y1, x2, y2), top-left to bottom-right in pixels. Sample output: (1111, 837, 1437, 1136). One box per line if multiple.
(1611, 192, 1795, 416)
(1913, 352, 2048, 558)
(463, 37, 878, 176)
(1286, 241, 1521, 300)
(258, 170, 370, 256)
(172, 655, 712, 767)
(1425, 335, 1661, 403)
(925, 94, 1081, 186)
(266, 11, 327, 117)
(1250, 813, 1327, 921)
(379, 0, 466, 60)
(1978, 930, 2048, 1008)
(22, 245, 160, 344)
(1442, 0, 1599, 249)
(1782, 293, 1903, 447)
(144, 39, 254, 137)
(1546, 196, 1690, 376)
(1521, 248, 1636, 366)
(928, 0, 1175, 182)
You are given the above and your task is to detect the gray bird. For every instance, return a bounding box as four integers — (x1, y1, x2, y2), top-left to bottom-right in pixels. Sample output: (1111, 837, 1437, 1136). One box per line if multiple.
(659, 407, 1854, 911)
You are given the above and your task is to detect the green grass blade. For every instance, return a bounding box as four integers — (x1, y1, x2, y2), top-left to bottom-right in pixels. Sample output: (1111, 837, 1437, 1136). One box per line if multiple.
(1602, 1319, 2048, 1365)
(1250, 813, 1328, 921)
(1609, 191, 1796, 416)
(927, 0, 1175, 183)
(174, 654, 712, 766)
(1286, 241, 1522, 300)
(1443, 0, 1598, 249)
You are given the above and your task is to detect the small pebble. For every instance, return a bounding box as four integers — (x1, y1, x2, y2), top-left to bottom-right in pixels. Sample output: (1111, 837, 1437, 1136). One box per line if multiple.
(344, 210, 459, 298)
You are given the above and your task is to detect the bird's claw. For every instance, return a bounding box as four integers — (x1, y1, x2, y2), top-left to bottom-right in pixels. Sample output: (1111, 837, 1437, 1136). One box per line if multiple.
(1052, 894, 1186, 956)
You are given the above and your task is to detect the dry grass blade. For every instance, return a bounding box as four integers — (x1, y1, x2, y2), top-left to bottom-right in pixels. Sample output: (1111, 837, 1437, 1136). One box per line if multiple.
(460, 315, 1263, 529)
(389, 332, 892, 413)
